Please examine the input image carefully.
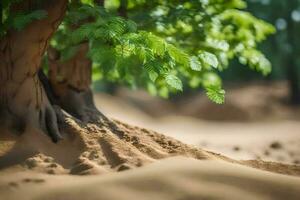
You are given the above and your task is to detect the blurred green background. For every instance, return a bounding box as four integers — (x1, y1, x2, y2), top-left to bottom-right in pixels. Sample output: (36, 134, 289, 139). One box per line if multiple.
(222, 0, 300, 104)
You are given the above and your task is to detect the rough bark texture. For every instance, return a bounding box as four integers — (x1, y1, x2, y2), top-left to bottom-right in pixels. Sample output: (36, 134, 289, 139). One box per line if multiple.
(45, 0, 128, 124)
(47, 43, 104, 123)
(47, 43, 127, 144)
(0, 0, 68, 142)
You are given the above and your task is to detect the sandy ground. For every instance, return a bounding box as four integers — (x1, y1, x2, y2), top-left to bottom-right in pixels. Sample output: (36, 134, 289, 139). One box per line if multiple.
(94, 83, 300, 165)
(1, 157, 300, 200)
(1, 82, 300, 200)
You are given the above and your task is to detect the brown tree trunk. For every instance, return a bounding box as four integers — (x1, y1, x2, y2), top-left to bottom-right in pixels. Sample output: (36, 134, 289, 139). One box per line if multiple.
(47, 43, 97, 123)
(45, 0, 128, 124)
(47, 43, 126, 141)
(0, 0, 68, 142)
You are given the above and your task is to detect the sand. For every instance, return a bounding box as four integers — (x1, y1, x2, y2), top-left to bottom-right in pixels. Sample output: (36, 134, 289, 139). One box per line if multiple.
(1, 82, 300, 200)
(1, 157, 300, 200)
(94, 82, 300, 165)
(0, 114, 300, 199)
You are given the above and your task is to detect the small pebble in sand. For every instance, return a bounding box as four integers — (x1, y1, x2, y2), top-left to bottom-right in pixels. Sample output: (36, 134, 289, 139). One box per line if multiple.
(233, 146, 240, 151)
(294, 160, 300, 165)
(269, 142, 283, 150)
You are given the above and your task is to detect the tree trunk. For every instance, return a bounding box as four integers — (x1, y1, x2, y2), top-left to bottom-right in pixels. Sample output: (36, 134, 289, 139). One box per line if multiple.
(47, 43, 97, 122)
(0, 0, 68, 142)
(287, 59, 300, 104)
(45, 0, 128, 124)
(47, 43, 126, 141)
(286, 0, 300, 105)
(118, 0, 128, 18)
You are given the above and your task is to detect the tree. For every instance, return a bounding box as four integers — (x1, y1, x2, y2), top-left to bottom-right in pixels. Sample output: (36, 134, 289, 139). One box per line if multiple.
(0, 0, 274, 142)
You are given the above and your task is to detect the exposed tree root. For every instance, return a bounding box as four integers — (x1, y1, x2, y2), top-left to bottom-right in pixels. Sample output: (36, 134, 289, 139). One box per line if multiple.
(46, 44, 127, 140)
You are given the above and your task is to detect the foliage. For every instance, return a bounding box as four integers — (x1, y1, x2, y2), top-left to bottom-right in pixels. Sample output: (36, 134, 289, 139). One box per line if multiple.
(0, 0, 275, 103)
(0, 0, 47, 37)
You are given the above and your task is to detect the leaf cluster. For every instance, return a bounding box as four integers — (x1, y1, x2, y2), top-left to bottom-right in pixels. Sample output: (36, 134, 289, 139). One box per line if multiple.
(0, 0, 276, 104)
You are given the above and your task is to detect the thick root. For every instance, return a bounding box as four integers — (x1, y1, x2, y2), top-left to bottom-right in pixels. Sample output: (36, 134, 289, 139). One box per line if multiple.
(46, 44, 126, 138)
(42, 104, 63, 143)
(0, 76, 63, 143)
(48, 85, 126, 140)
(54, 87, 103, 123)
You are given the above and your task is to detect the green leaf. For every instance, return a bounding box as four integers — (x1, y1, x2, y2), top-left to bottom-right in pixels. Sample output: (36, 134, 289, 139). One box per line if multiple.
(206, 86, 225, 104)
(206, 39, 229, 51)
(70, 23, 96, 43)
(147, 83, 157, 96)
(158, 86, 169, 98)
(167, 44, 190, 67)
(190, 56, 202, 71)
(147, 33, 166, 56)
(13, 10, 47, 30)
(165, 74, 183, 91)
(202, 72, 222, 88)
(126, 20, 138, 32)
(149, 70, 159, 82)
(199, 51, 219, 69)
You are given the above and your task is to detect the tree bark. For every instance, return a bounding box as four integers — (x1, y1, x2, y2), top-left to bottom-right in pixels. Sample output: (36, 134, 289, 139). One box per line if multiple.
(47, 43, 97, 123)
(45, 0, 128, 123)
(0, 0, 68, 142)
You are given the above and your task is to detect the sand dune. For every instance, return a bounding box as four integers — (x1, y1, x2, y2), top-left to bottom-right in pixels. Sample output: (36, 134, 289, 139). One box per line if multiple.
(0, 114, 300, 200)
